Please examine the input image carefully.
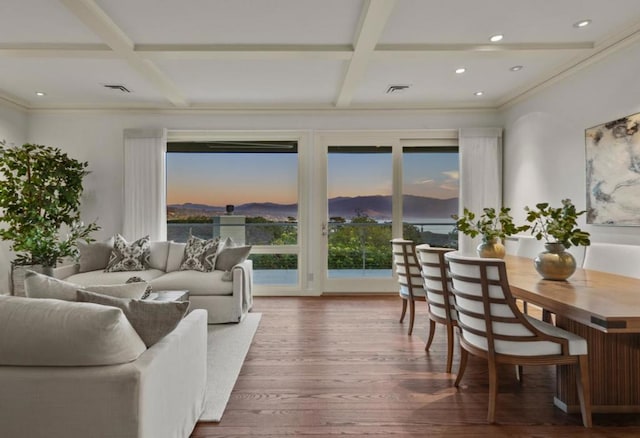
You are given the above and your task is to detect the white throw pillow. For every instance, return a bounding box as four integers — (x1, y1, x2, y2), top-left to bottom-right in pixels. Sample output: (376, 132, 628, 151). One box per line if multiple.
(0, 296, 146, 366)
(24, 270, 148, 301)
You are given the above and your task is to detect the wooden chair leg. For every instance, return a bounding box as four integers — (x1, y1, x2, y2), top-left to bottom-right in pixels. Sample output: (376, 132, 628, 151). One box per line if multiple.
(516, 365, 523, 383)
(454, 348, 468, 387)
(399, 298, 407, 323)
(445, 323, 454, 373)
(487, 360, 498, 424)
(522, 300, 528, 314)
(576, 355, 593, 428)
(425, 319, 436, 351)
(542, 309, 553, 323)
(407, 299, 416, 335)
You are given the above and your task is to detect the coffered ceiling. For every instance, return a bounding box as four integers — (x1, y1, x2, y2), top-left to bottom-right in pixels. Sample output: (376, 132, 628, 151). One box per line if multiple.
(2, 0, 640, 111)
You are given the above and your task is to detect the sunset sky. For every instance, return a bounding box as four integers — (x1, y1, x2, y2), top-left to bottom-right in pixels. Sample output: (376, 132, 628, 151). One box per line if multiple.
(167, 150, 458, 206)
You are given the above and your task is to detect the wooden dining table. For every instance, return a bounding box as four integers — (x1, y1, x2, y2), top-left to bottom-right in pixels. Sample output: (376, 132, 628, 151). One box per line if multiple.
(505, 255, 640, 414)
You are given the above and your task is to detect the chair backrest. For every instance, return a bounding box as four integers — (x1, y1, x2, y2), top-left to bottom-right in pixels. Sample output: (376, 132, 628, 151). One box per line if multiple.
(416, 245, 456, 323)
(516, 235, 586, 267)
(444, 252, 571, 357)
(583, 243, 640, 279)
(390, 239, 423, 297)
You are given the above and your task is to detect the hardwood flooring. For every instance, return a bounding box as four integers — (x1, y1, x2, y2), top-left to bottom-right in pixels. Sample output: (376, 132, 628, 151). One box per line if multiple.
(191, 296, 640, 437)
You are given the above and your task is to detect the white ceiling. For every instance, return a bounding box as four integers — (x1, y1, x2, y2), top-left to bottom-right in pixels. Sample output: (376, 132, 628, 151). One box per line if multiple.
(1, 0, 640, 111)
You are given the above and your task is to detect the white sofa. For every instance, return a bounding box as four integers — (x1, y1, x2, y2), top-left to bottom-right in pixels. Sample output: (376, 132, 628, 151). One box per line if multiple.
(54, 240, 253, 324)
(0, 296, 208, 438)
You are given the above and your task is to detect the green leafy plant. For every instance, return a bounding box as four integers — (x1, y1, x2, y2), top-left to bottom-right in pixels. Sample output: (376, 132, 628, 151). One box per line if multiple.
(524, 199, 590, 248)
(0, 141, 100, 267)
(453, 207, 528, 241)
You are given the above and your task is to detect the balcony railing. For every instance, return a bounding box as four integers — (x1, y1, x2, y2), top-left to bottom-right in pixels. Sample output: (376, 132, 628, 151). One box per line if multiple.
(167, 220, 456, 283)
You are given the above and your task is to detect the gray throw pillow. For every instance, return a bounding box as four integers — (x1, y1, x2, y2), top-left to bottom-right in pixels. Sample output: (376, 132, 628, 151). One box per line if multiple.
(105, 234, 150, 272)
(215, 245, 252, 271)
(24, 270, 148, 301)
(76, 290, 189, 347)
(77, 237, 114, 272)
(180, 235, 221, 272)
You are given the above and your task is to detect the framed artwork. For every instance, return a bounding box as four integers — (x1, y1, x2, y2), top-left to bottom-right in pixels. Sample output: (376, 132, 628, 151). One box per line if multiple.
(585, 112, 640, 225)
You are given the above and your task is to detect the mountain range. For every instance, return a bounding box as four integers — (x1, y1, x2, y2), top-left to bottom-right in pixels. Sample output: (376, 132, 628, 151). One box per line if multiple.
(168, 195, 458, 221)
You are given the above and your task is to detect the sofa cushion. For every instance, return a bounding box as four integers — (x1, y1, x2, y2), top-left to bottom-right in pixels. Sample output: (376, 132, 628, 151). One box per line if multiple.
(105, 234, 150, 272)
(0, 296, 146, 366)
(166, 242, 186, 272)
(149, 241, 170, 271)
(24, 270, 149, 301)
(66, 269, 165, 286)
(215, 245, 252, 271)
(150, 270, 233, 296)
(180, 235, 221, 272)
(77, 237, 114, 272)
(77, 291, 189, 347)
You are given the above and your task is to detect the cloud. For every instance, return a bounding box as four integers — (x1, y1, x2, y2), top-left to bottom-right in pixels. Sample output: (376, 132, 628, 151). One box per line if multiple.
(416, 179, 434, 184)
(442, 170, 459, 180)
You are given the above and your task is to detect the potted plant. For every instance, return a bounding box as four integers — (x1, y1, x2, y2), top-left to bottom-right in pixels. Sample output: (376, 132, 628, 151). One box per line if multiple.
(524, 199, 591, 280)
(0, 141, 99, 295)
(453, 207, 528, 258)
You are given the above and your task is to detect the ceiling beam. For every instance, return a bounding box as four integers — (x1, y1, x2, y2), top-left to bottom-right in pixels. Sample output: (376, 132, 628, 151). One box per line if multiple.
(136, 44, 353, 60)
(0, 41, 595, 60)
(335, 0, 398, 108)
(59, 0, 188, 107)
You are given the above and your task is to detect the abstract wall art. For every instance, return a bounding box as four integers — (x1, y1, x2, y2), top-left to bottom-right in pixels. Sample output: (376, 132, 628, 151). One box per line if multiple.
(585, 112, 640, 225)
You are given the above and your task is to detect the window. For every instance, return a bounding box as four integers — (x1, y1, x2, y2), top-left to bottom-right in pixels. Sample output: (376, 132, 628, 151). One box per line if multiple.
(166, 140, 299, 285)
(402, 147, 459, 247)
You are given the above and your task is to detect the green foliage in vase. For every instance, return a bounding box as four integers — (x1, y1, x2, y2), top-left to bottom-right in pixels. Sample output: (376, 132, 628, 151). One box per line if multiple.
(0, 141, 100, 267)
(524, 199, 590, 248)
(453, 207, 528, 241)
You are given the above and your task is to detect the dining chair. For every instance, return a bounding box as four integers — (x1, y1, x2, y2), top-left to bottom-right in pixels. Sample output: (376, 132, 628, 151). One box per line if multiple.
(415, 245, 457, 373)
(583, 242, 640, 279)
(444, 252, 592, 427)
(390, 238, 426, 335)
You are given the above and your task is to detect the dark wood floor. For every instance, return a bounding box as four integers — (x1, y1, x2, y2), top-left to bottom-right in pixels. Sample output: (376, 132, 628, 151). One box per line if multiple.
(192, 296, 640, 437)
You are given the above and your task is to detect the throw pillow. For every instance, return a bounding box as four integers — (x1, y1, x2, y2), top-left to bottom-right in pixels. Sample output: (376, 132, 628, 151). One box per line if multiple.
(215, 245, 252, 271)
(105, 234, 150, 272)
(77, 237, 115, 272)
(24, 270, 148, 301)
(0, 296, 146, 366)
(76, 290, 189, 347)
(179, 235, 221, 272)
(126, 276, 153, 299)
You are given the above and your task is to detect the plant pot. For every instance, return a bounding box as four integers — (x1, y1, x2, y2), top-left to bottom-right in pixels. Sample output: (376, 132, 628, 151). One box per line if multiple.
(476, 237, 506, 259)
(534, 243, 576, 281)
(10, 263, 54, 297)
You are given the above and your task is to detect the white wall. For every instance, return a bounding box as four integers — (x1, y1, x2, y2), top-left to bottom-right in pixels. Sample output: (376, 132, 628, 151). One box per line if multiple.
(0, 101, 29, 293)
(501, 39, 640, 245)
(27, 109, 499, 240)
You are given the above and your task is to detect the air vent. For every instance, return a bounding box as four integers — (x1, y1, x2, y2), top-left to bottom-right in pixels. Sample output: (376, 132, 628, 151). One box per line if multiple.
(103, 84, 131, 93)
(386, 84, 410, 94)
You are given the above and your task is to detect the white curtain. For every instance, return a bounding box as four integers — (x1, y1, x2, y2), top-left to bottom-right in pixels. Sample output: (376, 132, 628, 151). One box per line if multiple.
(123, 128, 167, 241)
(458, 128, 503, 255)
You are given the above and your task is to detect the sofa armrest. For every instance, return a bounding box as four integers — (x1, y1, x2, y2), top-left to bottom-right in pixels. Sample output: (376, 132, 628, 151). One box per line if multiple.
(133, 309, 208, 438)
(232, 259, 253, 316)
(0, 310, 208, 438)
(52, 263, 80, 280)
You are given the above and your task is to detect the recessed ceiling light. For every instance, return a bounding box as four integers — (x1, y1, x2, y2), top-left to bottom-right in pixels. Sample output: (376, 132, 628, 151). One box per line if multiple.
(573, 19, 591, 28)
(510, 65, 523, 72)
(35, 91, 46, 97)
(489, 34, 504, 42)
(455, 67, 467, 74)
(474, 91, 484, 97)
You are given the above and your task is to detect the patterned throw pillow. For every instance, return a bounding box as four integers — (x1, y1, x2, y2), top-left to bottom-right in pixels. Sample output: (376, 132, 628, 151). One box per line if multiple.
(126, 276, 153, 299)
(105, 235, 150, 272)
(179, 235, 221, 272)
